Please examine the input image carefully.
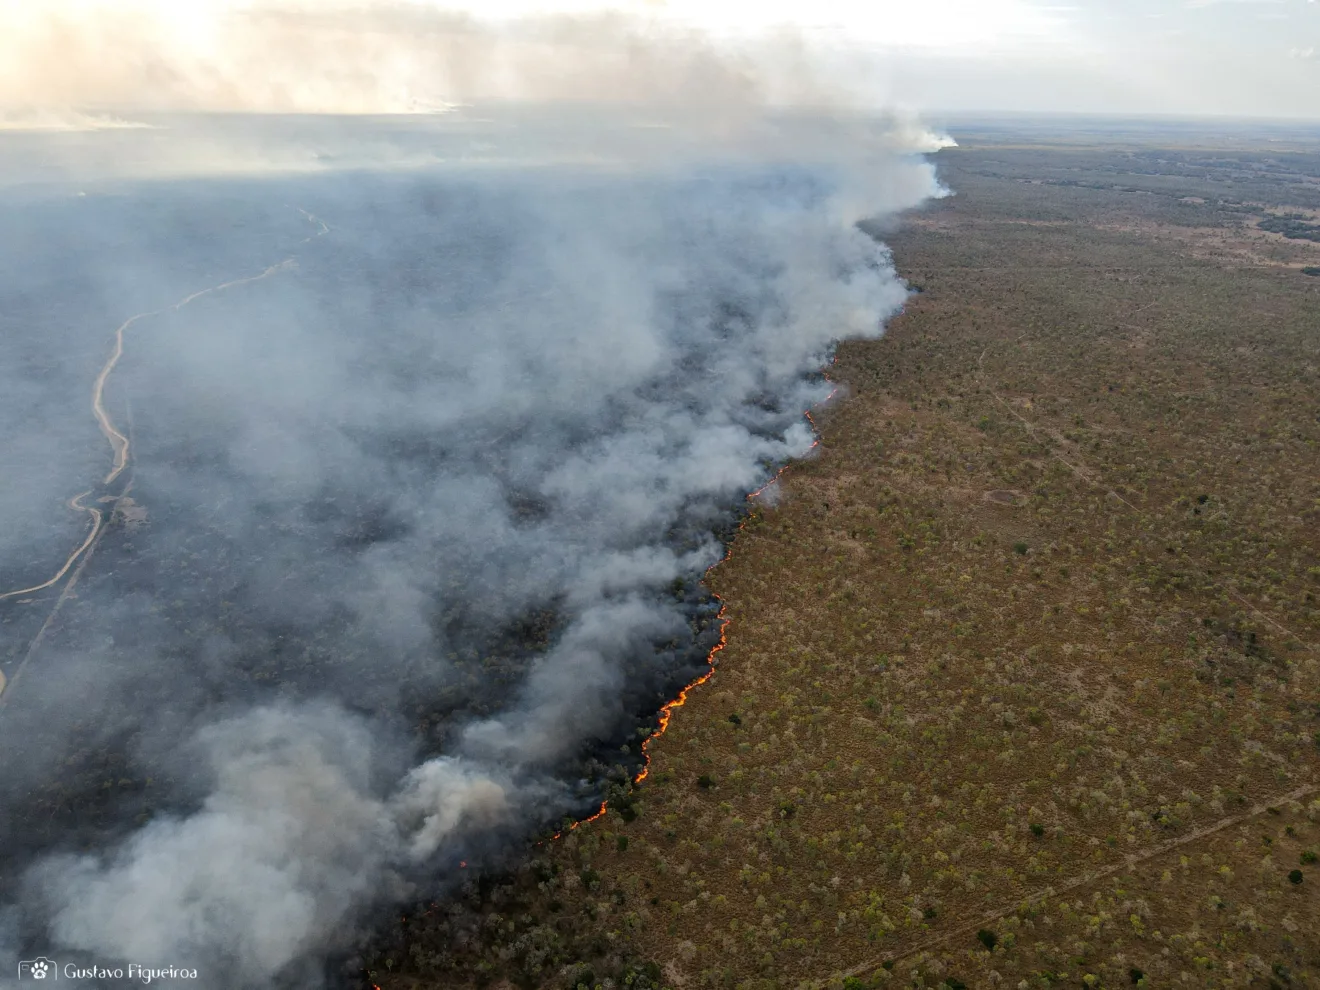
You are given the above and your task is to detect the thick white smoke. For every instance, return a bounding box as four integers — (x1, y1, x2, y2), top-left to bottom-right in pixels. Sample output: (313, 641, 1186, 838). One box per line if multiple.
(28, 706, 527, 985)
(0, 0, 858, 118)
(0, 7, 948, 988)
(35, 710, 403, 984)
(9, 140, 935, 985)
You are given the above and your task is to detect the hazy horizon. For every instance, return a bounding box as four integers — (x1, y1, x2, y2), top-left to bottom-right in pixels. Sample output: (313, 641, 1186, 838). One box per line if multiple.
(0, 0, 1316, 123)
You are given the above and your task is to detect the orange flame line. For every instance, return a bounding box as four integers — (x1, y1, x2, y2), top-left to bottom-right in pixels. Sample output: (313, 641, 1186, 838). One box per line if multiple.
(548, 590, 728, 843)
(545, 393, 832, 842)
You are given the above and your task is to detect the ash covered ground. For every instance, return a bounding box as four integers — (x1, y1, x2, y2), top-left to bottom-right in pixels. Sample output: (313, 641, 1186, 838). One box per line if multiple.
(0, 110, 938, 988)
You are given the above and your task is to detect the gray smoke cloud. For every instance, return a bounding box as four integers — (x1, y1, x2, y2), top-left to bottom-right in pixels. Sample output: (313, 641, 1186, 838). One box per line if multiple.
(0, 8, 945, 987)
(0, 1, 860, 118)
(28, 706, 522, 986)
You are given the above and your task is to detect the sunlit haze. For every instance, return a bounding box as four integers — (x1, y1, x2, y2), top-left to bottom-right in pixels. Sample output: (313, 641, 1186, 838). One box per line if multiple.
(0, 0, 1316, 118)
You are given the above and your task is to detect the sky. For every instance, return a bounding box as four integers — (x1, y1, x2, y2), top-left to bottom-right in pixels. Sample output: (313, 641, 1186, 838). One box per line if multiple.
(0, 0, 1317, 123)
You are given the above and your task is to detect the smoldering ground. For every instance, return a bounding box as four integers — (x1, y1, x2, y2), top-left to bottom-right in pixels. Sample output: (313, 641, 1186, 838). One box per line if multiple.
(0, 11, 943, 990)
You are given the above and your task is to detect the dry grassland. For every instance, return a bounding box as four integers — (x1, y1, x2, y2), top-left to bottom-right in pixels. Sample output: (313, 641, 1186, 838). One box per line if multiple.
(379, 140, 1320, 990)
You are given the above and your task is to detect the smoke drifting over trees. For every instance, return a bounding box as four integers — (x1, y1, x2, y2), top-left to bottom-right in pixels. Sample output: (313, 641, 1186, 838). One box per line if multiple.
(0, 7, 944, 987)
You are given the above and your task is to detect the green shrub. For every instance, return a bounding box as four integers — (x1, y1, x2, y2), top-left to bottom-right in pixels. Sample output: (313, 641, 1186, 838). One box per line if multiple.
(620, 960, 663, 989)
(1288, 869, 1304, 885)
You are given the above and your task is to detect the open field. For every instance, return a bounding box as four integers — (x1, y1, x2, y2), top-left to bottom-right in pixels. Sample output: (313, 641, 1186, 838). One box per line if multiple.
(374, 131, 1320, 990)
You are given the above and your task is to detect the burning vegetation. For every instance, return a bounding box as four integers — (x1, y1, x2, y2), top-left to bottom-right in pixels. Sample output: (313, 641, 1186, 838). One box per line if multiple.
(370, 126, 1320, 990)
(0, 109, 939, 986)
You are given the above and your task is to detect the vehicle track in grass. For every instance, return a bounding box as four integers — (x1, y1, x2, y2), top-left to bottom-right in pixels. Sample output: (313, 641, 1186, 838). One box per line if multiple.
(0, 208, 329, 699)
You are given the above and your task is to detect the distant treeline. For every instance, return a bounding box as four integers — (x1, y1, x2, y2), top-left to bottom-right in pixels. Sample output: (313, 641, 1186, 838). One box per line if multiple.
(1259, 215, 1320, 242)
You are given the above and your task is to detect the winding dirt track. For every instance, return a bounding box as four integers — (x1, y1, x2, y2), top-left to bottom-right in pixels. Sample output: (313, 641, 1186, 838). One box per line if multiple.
(0, 209, 329, 695)
(93, 258, 297, 487)
(0, 485, 128, 708)
(0, 491, 101, 603)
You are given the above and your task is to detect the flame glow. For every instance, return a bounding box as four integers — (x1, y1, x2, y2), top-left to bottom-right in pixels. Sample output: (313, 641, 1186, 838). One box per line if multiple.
(552, 384, 836, 840)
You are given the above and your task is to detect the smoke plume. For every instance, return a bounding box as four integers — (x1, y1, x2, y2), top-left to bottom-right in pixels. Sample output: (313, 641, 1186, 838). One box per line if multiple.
(0, 0, 872, 118)
(0, 5, 945, 987)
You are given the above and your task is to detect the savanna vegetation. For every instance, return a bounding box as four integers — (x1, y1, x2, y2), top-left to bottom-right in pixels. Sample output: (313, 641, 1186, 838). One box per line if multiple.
(372, 130, 1320, 990)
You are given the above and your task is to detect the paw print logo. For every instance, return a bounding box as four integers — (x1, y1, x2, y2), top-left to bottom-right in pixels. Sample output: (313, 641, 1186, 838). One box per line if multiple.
(17, 957, 57, 981)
